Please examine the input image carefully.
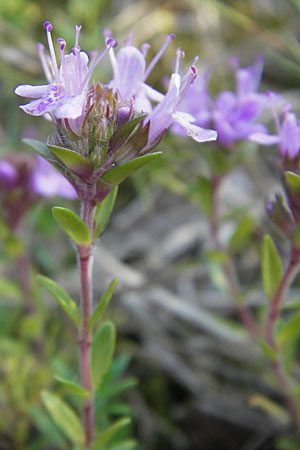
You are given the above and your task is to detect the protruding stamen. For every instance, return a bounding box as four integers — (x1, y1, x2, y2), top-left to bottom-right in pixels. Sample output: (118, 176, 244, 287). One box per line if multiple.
(43, 21, 59, 82)
(141, 43, 151, 58)
(143, 33, 175, 82)
(125, 32, 134, 46)
(72, 45, 83, 91)
(103, 29, 113, 38)
(36, 42, 53, 83)
(75, 25, 82, 47)
(175, 47, 185, 74)
(80, 39, 118, 91)
(57, 38, 66, 89)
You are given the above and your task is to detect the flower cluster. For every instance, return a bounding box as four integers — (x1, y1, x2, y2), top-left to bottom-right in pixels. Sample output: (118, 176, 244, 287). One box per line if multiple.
(15, 22, 217, 203)
(172, 57, 268, 148)
(0, 154, 76, 228)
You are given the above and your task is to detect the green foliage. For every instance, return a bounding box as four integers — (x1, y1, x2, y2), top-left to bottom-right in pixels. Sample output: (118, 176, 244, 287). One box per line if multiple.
(91, 321, 116, 390)
(257, 338, 278, 360)
(197, 176, 213, 216)
(229, 215, 256, 252)
(54, 375, 90, 398)
(91, 417, 131, 449)
(261, 235, 283, 299)
(98, 153, 162, 188)
(89, 279, 119, 331)
(23, 138, 53, 160)
(52, 206, 91, 246)
(285, 171, 300, 192)
(48, 144, 94, 177)
(94, 187, 119, 239)
(37, 275, 80, 326)
(41, 390, 85, 445)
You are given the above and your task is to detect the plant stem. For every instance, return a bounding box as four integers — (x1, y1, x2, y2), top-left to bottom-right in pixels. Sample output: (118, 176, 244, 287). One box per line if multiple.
(209, 175, 259, 338)
(265, 246, 300, 425)
(78, 200, 96, 449)
(265, 246, 300, 346)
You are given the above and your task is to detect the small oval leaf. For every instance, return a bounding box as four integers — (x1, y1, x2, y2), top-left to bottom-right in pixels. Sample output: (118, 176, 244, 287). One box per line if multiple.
(91, 321, 116, 390)
(90, 417, 131, 449)
(23, 138, 53, 160)
(262, 234, 283, 299)
(98, 152, 162, 188)
(52, 206, 91, 246)
(48, 144, 94, 177)
(54, 375, 90, 398)
(94, 186, 118, 239)
(41, 390, 84, 445)
(89, 279, 118, 331)
(37, 275, 80, 326)
(285, 171, 300, 192)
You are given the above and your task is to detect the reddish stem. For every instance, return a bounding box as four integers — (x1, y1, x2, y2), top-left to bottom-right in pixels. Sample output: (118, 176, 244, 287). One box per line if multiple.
(78, 200, 96, 449)
(209, 175, 259, 338)
(265, 246, 300, 425)
(266, 246, 300, 347)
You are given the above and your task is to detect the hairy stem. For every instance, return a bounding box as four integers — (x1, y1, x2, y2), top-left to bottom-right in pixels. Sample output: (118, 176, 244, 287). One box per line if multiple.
(265, 246, 300, 425)
(209, 175, 259, 338)
(78, 200, 96, 448)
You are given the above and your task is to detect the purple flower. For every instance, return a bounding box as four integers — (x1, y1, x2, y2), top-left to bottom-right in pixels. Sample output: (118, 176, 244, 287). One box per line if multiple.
(15, 22, 117, 121)
(212, 57, 267, 148)
(108, 38, 217, 145)
(31, 157, 77, 198)
(107, 31, 171, 113)
(171, 69, 211, 136)
(250, 104, 300, 159)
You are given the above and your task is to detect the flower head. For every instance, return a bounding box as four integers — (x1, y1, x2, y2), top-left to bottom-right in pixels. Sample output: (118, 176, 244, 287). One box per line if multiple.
(0, 154, 76, 228)
(249, 101, 300, 160)
(15, 22, 117, 122)
(16, 23, 217, 204)
(212, 57, 267, 148)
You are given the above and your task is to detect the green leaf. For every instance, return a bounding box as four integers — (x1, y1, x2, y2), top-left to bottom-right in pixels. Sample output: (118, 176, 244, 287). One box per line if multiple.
(90, 417, 131, 449)
(109, 115, 147, 151)
(29, 406, 67, 449)
(285, 171, 300, 192)
(98, 377, 138, 398)
(37, 275, 80, 326)
(52, 206, 91, 246)
(197, 176, 213, 216)
(48, 144, 93, 177)
(229, 215, 256, 252)
(261, 234, 282, 299)
(54, 375, 90, 398)
(257, 338, 278, 360)
(0, 278, 22, 302)
(23, 138, 53, 160)
(94, 187, 118, 238)
(89, 279, 118, 331)
(41, 391, 84, 445)
(98, 152, 162, 188)
(91, 321, 116, 390)
(111, 439, 137, 450)
(282, 298, 300, 310)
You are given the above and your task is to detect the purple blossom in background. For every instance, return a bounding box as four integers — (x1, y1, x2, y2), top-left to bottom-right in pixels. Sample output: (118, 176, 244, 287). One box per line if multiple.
(212, 57, 267, 148)
(15, 22, 117, 122)
(0, 155, 76, 198)
(31, 157, 77, 198)
(250, 104, 300, 159)
(0, 154, 76, 229)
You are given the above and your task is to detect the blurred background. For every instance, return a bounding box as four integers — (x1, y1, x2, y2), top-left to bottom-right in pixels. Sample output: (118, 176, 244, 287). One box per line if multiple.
(2, 0, 300, 449)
